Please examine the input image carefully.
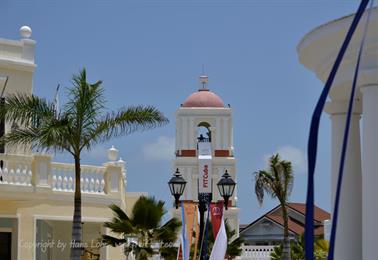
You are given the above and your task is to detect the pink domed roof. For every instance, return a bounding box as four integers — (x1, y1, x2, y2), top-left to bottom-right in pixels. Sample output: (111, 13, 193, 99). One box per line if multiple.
(182, 88, 225, 108)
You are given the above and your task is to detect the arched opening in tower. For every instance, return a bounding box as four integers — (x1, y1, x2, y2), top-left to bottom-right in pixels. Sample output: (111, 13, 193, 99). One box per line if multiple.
(197, 122, 211, 143)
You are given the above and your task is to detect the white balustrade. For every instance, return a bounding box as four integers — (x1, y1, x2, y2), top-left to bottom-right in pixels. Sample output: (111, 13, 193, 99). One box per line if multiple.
(51, 163, 106, 194)
(240, 245, 275, 260)
(0, 153, 122, 197)
(0, 154, 33, 186)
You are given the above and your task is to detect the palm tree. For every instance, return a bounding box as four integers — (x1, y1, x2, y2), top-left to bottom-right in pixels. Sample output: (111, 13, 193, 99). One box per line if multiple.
(102, 196, 181, 260)
(254, 153, 294, 260)
(0, 69, 168, 260)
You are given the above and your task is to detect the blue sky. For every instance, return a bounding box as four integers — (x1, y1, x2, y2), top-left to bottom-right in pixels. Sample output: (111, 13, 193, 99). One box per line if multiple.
(1, 0, 371, 224)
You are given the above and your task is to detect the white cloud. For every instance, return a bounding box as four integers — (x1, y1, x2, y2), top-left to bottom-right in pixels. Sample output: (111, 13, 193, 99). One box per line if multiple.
(264, 145, 307, 174)
(142, 136, 175, 161)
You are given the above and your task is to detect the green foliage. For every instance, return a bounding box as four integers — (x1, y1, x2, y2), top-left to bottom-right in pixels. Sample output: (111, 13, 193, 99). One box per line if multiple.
(271, 245, 283, 260)
(225, 221, 244, 259)
(103, 196, 181, 259)
(270, 235, 329, 260)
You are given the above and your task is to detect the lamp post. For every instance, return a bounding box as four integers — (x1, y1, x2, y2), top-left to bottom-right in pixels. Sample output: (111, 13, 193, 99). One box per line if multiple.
(168, 168, 236, 259)
(217, 170, 236, 210)
(168, 168, 187, 209)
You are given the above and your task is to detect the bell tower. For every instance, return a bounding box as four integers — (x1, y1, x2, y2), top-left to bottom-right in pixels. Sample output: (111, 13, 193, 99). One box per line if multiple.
(173, 75, 239, 234)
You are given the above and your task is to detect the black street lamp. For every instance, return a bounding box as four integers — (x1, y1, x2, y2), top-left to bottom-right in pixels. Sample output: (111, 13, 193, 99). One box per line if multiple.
(217, 170, 236, 210)
(168, 168, 236, 260)
(168, 168, 187, 209)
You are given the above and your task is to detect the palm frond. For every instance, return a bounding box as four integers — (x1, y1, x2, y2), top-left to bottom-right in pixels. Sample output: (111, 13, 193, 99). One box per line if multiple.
(1, 123, 69, 153)
(131, 196, 166, 230)
(280, 160, 294, 199)
(103, 218, 134, 234)
(160, 246, 178, 260)
(109, 204, 130, 222)
(83, 106, 168, 149)
(154, 217, 181, 243)
(101, 234, 126, 247)
(64, 69, 105, 148)
(254, 170, 275, 206)
(0, 93, 55, 126)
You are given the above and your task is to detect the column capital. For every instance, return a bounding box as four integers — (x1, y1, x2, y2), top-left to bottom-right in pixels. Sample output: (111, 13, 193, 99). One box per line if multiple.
(324, 99, 362, 115)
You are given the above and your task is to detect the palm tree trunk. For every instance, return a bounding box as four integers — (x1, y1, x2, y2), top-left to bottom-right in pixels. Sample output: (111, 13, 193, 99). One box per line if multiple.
(282, 203, 291, 260)
(70, 155, 82, 260)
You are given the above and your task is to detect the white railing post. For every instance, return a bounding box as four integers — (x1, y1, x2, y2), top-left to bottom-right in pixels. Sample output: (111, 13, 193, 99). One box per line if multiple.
(32, 154, 52, 189)
(103, 163, 124, 195)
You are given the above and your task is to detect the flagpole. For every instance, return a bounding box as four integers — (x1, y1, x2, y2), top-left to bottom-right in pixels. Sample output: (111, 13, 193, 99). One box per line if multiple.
(198, 193, 211, 260)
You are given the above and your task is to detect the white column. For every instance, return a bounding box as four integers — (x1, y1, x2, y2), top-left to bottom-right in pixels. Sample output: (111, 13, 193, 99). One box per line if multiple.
(325, 100, 362, 260)
(189, 117, 195, 149)
(182, 117, 188, 149)
(182, 167, 188, 200)
(216, 118, 221, 149)
(176, 117, 181, 151)
(223, 117, 229, 149)
(361, 85, 378, 260)
(187, 167, 193, 200)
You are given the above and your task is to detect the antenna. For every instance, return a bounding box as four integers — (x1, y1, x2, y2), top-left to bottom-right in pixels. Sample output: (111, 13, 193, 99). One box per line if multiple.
(199, 74, 208, 90)
(199, 65, 208, 90)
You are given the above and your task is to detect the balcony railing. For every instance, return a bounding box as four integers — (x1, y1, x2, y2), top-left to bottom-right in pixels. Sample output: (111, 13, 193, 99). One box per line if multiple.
(51, 163, 106, 193)
(240, 245, 275, 260)
(0, 153, 125, 199)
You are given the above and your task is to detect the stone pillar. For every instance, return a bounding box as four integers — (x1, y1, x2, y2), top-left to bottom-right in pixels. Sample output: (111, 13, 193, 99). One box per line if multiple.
(32, 154, 52, 189)
(18, 212, 35, 260)
(325, 100, 362, 260)
(104, 162, 124, 196)
(360, 85, 378, 260)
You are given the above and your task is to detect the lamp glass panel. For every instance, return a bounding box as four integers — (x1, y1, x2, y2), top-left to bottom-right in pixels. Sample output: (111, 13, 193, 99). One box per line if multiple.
(169, 184, 174, 195)
(179, 183, 186, 194)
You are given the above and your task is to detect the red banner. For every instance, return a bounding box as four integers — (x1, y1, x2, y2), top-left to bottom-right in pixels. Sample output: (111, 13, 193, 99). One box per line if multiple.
(210, 202, 224, 238)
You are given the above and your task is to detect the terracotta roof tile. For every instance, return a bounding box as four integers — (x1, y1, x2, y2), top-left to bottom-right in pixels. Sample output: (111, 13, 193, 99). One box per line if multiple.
(287, 203, 330, 222)
(240, 202, 330, 237)
(267, 214, 305, 235)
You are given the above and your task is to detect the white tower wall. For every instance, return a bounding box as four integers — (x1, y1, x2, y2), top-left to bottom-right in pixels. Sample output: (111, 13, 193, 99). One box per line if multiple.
(172, 83, 239, 236)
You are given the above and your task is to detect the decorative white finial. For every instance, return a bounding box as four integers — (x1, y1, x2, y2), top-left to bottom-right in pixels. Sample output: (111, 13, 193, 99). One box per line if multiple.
(118, 157, 125, 164)
(199, 75, 208, 90)
(20, 26, 32, 39)
(107, 145, 119, 161)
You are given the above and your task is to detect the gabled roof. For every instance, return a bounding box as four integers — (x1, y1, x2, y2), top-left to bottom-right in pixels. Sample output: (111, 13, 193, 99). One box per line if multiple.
(240, 202, 330, 236)
(286, 203, 330, 222)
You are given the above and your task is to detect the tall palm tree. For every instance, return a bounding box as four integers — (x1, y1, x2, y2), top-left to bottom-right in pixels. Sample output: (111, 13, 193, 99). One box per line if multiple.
(254, 153, 294, 260)
(102, 196, 181, 260)
(0, 69, 168, 260)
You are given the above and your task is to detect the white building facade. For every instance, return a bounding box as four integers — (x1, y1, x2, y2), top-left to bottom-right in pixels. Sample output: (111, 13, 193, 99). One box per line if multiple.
(297, 7, 378, 260)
